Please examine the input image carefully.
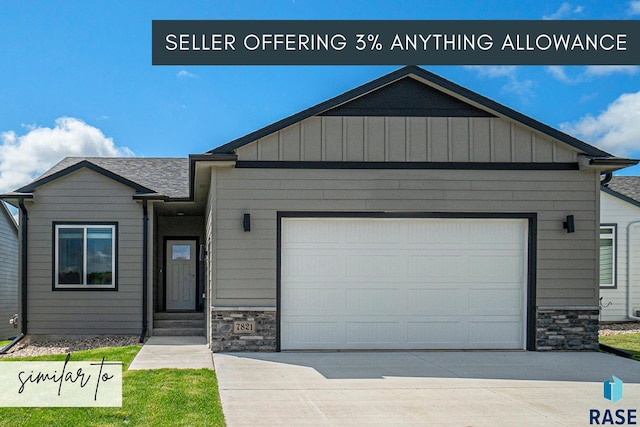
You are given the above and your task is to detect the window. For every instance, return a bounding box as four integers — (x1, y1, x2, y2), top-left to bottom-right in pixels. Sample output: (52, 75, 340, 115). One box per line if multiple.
(600, 225, 616, 288)
(54, 223, 117, 289)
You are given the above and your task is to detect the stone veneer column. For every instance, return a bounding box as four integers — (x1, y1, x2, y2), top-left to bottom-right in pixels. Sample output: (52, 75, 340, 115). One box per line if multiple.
(536, 307, 599, 350)
(210, 307, 276, 352)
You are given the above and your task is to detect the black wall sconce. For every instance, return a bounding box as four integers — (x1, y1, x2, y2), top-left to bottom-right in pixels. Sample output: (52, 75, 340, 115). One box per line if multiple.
(243, 213, 251, 232)
(563, 215, 575, 233)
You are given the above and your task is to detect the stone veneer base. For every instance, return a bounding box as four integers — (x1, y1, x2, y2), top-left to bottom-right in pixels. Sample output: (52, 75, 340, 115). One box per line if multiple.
(210, 307, 276, 352)
(536, 308, 599, 351)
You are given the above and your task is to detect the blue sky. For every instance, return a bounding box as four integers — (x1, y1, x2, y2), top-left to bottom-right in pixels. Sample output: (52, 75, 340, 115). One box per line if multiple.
(1, 0, 640, 196)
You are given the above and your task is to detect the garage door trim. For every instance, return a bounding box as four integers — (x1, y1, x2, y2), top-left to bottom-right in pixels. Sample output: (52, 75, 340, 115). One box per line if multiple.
(276, 211, 537, 351)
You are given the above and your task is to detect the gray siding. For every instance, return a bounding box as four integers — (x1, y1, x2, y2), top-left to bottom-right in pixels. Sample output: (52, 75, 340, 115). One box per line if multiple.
(0, 204, 18, 339)
(600, 191, 640, 321)
(25, 168, 143, 335)
(210, 167, 599, 308)
(236, 116, 579, 163)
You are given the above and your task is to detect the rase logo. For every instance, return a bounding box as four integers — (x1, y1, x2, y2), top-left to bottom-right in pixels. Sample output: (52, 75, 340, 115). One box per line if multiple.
(589, 376, 637, 425)
(604, 376, 624, 404)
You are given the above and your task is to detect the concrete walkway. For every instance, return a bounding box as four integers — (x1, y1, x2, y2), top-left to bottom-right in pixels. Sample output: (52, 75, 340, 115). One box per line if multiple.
(129, 336, 213, 370)
(214, 351, 640, 426)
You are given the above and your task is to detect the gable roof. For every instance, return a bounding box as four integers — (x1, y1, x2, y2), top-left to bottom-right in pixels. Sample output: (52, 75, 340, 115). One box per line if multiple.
(602, 176, 640, 208)
(208, 65, 616, 159)
(15, 157, 190, 199)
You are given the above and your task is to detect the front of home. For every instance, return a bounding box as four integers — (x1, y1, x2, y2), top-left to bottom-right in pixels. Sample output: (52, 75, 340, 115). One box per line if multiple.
(2, 66, 636, 351)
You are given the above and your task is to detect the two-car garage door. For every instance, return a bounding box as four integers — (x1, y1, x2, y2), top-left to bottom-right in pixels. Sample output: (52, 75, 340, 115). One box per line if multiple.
(280, 217, 528, 350)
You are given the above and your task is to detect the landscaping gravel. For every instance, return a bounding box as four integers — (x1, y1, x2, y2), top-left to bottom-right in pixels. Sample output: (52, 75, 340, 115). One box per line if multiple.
(599, 321, 640, 336)
(0, 336, 139, 358)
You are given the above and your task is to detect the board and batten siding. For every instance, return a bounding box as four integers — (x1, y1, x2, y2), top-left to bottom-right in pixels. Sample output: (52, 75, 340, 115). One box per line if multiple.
(235, 116, 578, 164)
(600, 191, 640, 321)
(209, 166, 599, 308)
(0, 205, 18, 339)
(25, 168, 143, 336)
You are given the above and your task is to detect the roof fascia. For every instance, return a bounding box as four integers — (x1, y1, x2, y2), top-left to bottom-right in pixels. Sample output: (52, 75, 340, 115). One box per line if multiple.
(16, 160, 155, 194)
(208, 65, 613, 158)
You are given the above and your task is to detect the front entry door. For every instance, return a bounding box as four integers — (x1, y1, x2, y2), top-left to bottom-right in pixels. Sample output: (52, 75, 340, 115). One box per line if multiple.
(166, 239, 197, 310)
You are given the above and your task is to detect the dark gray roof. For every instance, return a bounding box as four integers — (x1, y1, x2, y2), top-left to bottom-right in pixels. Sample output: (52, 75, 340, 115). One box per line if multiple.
(18, 157, 189, 199)
(604, 176, 640, 206)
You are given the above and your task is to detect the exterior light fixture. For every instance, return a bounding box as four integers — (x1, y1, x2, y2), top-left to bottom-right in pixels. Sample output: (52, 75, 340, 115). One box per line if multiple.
(563, 215, 575, 233)
(243, 213, 251, 232)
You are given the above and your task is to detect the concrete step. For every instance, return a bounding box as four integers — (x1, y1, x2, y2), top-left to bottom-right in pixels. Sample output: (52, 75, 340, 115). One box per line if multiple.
(155, 319, 205, 329)
(154, 312, 204, 321)
(153, 327, 206, 336)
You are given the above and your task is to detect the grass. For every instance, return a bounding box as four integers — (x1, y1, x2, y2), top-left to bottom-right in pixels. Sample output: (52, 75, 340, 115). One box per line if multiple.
(600, 332, 640, 361)
(0, 340, 11, 348)
(0, 346, 225, 427)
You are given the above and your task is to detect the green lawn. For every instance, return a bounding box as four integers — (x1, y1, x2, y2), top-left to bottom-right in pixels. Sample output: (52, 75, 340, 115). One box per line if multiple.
(0, 340, 11, 348)
(0, 346, 225, 427)
(600, 332, 640, 361)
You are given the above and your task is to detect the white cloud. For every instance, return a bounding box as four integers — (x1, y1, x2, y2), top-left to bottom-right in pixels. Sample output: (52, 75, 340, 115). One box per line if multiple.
(177, 69, 198, 79)
(466, 66, 535, 100)
(0, 117, 134, 193)
(546, 66, 639, 84)
(628, 1, 640, 15)
(543, 2, 584, 19)
(560, 91, 640, 157)
(584, 66, 639, 77)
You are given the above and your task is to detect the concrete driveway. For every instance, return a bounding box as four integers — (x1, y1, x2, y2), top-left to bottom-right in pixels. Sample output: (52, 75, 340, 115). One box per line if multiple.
(213, 351, 640, 426)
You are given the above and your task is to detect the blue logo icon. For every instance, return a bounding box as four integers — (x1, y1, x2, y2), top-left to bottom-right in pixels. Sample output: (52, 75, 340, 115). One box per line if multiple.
(604, 376, 623, 403)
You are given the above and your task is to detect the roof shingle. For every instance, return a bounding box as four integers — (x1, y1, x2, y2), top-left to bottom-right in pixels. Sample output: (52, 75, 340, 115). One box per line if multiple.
(25, 157, 189, 199)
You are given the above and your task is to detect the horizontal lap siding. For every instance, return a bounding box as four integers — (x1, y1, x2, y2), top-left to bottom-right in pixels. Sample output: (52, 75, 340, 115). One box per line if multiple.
(26, 168, 142, 335)
(600, 192, 640, 321)
(212, 167, 598, 308)
(236, 116, 578, 164)
(0, 210, 18, 339)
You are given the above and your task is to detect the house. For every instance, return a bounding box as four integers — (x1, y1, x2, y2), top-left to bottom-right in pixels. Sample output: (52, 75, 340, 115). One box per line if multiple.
(600, 177, 640, 322)
(0, 201, 19, 340)
(2, 66, 636, 351)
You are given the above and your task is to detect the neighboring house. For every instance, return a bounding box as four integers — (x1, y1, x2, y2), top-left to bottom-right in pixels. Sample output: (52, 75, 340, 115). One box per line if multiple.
(600, 177, 640, 322)
(0, 201, 19, 340)
(2, 66, 637, 351)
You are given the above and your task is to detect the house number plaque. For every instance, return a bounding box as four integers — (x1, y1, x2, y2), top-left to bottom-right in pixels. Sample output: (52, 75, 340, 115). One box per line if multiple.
(233, 321, 255, 334)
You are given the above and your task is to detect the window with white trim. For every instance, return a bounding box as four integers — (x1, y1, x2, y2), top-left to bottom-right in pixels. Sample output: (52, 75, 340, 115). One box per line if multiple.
(599, 225, 616, 288)
(54, 223, 117, 289)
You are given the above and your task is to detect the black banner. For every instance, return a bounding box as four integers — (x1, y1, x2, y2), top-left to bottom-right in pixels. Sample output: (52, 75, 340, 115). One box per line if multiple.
(152, 20, 640, 65)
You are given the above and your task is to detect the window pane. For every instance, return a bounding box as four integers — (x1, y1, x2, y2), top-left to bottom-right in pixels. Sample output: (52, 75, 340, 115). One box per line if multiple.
(87, 228, 113, 285)
(601, 228, 613, 235)
(172, 245, 191, 260)
(58, 228, 83, 284)
(600, 238, 613, 285)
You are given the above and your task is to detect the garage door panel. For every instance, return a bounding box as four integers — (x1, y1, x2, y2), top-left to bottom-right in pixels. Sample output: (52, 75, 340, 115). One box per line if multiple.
(285, 254, 344, 277)
(468, 289, 523, 314)
(408, 255, 465, 278)
(407, 321, 464, 345)
(469, 256, 524, 280)
(280, 218, 527, 350)
(282, 321, 339, 347)
(345, 289, 404, 315)
(407, 289, 463, 315)
(345, 322, 400, 345)
(282, 288, 343, 315)
(468, 319, 523, 346)
(346, 255, 402, 277)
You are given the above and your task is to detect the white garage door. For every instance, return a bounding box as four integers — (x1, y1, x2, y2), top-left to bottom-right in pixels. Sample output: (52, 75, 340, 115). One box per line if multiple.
(280, 217, 527, 350)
